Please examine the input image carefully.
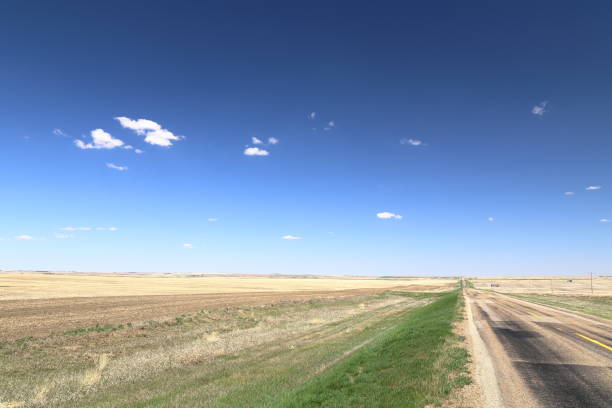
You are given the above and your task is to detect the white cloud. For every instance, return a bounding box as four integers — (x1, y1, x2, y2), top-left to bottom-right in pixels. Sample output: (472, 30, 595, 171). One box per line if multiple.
(15, 235, 33, 240)
(323, 120, 336, 131)
(268, 137, 279, 145)
(531, 101, 548, 116)
(106, 162, 128, 171)
(281, 235, 302, 240)
(75, 129, 124, 149)
(585, 185, 602, 190)
(183, 243, 194, 249)
(53, 128, 67, 137)
(400, 138, 423, 146)
(600, 218, 610, 223)
(115, 116, 182, 147)
(55, 233, 73, 239)
(135, 148, 144, 154)
(96, 227, 119, 231)
(61, 227, 91, 231)
(207, 218, 218, 222)
(376, 212, 402, 220)
(309, 112, 316, 120)
(564, 191, 575, 196)
(252, 137, 263, 145)
(488, 217, 495, 222)
(244, 147, 269, 156)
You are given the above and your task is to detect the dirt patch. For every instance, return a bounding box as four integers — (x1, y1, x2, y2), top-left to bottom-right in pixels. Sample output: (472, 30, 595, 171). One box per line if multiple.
(0, 286, 433, 341)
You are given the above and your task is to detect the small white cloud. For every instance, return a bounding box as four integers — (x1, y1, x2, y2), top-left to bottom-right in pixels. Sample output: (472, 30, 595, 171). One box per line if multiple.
(75, 129, 124, 149)
(106, 163, 128, 171)
(244, 147, 269, 156)
(252, 137, 263, 145)
(52, 128, 67, 137)
(95, 227, 119, 231)
(55, 233, 73, 239)
(309, 112, 316, 120)
(207, 218, 218, 222)
(328, 120, 335, 128)
(600, 218, 610, 223)
(376, 212, 402, 220)
(115, 116, 182, 147)
(400, 138, 423, 146)
(61, 227, 91, 231)
(268, 137, 279, 145)
(124, 145, 134, 150)
(183, 243, 194, 249)
(585, 185, 602, 191)
(15, 235, 33, 240)
(135, 148, 144, 154)
(488, 217, 495, 222)
(281, 235, 302, 240)
(531, 101, 548, 116)
(564, 191, 575, 196)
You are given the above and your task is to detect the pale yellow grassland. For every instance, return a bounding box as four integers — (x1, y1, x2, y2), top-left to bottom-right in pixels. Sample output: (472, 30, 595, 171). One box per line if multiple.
(0, 272, 455, 300)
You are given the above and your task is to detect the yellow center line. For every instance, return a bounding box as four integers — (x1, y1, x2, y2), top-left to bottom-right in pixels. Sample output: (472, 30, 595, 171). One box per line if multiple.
(576, 333, 612, 351)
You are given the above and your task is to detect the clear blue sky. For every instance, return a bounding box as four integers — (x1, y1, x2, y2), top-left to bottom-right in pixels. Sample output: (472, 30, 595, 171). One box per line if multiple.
(1, 1, 611, 276)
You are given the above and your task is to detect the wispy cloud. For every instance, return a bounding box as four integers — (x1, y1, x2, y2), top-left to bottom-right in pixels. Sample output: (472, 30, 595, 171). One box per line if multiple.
(531, 101, 548, 116)
(106, 162, 128, 171)
(487, 217, 495, 222)
(400, 138, 423, 146)
(15, 235, 33, 240)
(308, 112, 316, 120)
(564, 191, 575, 196)
(600, 218, 610, 223)
(252, 137, 263, 145)
(244, 147, 269, 156)
(323, 120, 336, 131)
(376, 212, 402, 220)
(585, 185, 602, 191)
(75, 129, 124, 149)
(268, 137, 279, 145)
(55, 233, 73, 239)
(53, 128, 68, 137)
(281, 235, 302, 240)
(115, 117, 182, 147)
(61, 227, 91, 231)
(207, 218, 218, 222)
(61, 226, 117, 232)
(183, 243, 194, 249)
(134, 148, 144, 154)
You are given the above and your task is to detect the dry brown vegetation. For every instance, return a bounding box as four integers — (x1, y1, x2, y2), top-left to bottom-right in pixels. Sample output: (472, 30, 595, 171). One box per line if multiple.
(0, 271, 455, 300)
(469, 276, 612, 295)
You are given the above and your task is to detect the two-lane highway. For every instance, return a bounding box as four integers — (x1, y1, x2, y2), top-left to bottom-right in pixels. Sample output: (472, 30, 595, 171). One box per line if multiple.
(466, 289, 612, 408)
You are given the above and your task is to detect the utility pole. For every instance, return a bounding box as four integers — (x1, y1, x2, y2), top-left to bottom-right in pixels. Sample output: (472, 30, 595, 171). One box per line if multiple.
(590, 271, 594, 295)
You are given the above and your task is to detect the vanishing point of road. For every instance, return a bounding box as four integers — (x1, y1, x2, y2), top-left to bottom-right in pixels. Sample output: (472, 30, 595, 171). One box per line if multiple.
(466, 289, 612, 408)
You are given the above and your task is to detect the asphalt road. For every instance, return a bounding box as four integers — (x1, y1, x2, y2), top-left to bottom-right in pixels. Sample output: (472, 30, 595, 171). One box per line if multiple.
(466, 289, 612, 408)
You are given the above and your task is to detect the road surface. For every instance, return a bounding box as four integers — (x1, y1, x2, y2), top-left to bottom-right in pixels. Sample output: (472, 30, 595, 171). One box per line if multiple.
(466, 289, 612, 408)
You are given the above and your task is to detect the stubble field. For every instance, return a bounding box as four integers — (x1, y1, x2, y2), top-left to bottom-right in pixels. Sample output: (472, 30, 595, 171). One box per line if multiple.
(0, 272, 467, 408)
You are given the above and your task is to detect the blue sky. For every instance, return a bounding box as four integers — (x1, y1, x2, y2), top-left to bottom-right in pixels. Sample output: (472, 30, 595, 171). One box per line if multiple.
(1, 1, 611, 276)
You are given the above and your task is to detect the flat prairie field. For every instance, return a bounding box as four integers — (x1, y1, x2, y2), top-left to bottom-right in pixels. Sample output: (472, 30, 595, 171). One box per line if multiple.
(0, 273, 467, 408)
(0, 272, 455, 341)
(469, 276, 612, 295)
(0, 272, 455, 300)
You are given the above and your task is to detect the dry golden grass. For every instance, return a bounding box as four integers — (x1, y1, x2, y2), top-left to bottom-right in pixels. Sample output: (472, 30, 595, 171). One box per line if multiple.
(469, 276, 612, 295)
(0, 272, 455, 300)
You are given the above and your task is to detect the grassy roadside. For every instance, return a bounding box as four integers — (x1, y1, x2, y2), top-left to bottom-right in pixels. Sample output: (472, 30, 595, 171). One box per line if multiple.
(274, 291, 469, 408)
(0, 290, 470, 408)
(507, 293, 612, 320)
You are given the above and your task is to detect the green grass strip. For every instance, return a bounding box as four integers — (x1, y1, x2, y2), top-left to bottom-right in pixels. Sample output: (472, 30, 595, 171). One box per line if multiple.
(274, 291, 469, 408)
